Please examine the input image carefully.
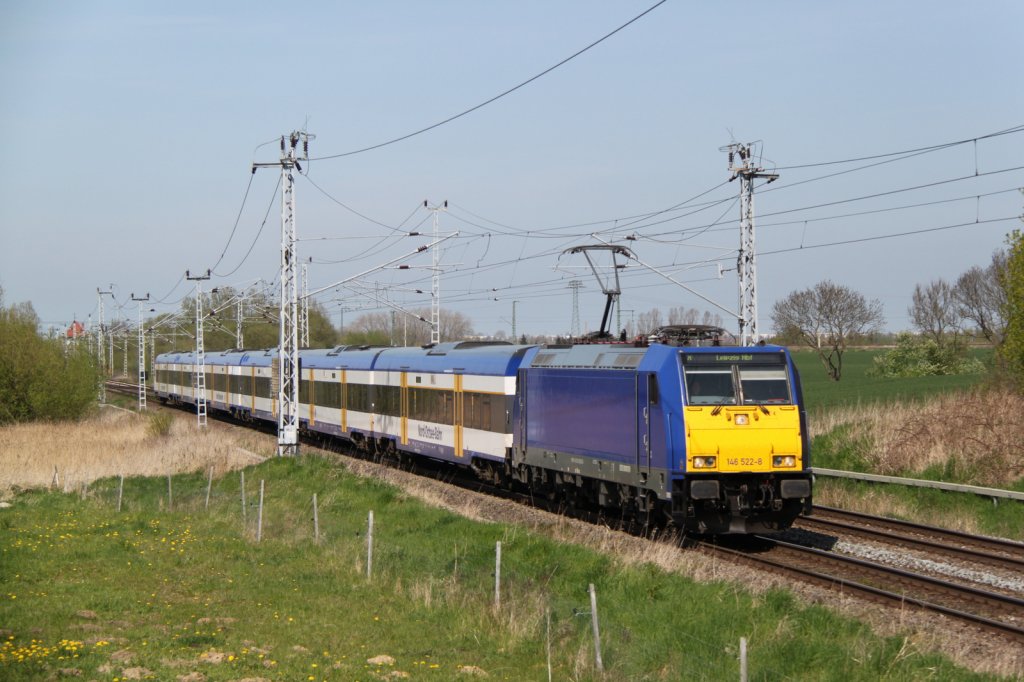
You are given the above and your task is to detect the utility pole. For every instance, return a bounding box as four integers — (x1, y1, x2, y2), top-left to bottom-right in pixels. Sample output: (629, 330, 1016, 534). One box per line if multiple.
(300, 263, 310, 348)
(511, 300, 519, 341)
(96, 287, 114, 402)
(236, 297, 244, 348)
(568, 280, 582, 339)
(122, 325, 128, 378)
(254, 131, 312, 456)
(424, 200, 447, 345)
(132, 293, 150, 410)
(722, 142, 778, 346)
(186, 270, 210, 427)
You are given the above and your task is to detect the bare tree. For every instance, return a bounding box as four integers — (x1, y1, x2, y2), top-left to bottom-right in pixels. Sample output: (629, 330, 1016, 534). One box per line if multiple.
(701, 310, 724, 328)
(954, 249, 1007, 344)
(908, 279, 961, 344)
(667, 306, 702, 325)
(346, 308, 473, 346)
(771, 280, 885, 381)
(635, 308, 663, 336)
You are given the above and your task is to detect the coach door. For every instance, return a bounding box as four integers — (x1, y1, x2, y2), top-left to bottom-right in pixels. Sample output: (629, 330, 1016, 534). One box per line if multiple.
(454, 374, 464, 457)
(636, 373, 654, 480)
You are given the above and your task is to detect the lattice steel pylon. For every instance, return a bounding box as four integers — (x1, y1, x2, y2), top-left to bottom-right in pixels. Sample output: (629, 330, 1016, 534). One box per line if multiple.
(254, 131, 312, 456)
(721, 142, 778, 346)
(425, 200, 447, 345)
(568, 280, 582, 338)
(96, 287, 114, 402)
(186, 270, 210, 427)
(300, 263, 310, 348)
(132, 293, 150, 410)
(236, 297, 244, 348)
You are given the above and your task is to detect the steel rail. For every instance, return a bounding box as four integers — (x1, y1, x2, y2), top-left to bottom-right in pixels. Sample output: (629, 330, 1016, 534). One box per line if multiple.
(706, 536, 1024, 643)
(798, 508, 1024, 573)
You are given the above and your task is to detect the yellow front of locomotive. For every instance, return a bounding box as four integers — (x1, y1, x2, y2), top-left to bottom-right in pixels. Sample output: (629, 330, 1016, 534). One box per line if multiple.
(679, 349, 812, 533)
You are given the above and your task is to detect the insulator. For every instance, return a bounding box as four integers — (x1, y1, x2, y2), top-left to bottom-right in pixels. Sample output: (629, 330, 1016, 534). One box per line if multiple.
(303, 139, 308, 155)
(280, 137, 285, 152)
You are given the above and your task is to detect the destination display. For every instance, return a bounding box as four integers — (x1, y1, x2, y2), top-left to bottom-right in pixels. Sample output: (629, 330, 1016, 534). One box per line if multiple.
(681, 351, 786, 365)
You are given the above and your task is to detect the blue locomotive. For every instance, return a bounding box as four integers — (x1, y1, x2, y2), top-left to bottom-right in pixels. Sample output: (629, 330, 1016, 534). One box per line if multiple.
(154, 340, 812, 534)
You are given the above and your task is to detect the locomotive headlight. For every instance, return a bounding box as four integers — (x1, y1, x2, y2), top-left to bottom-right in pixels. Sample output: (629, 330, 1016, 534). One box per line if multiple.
(692, 456, 717, 469)
(773, 455, 797, 468)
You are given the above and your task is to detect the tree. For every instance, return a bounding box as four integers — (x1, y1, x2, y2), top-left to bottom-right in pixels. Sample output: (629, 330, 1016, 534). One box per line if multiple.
(954, 249, 1008, 344)
(635, 308, 663, 336)
(0, 289, 97, 423)
(908, 279, 961, 345)
(344, 308, 474, 346)
(771, 280, 884, 381)
(1000, 229, 1024, 387)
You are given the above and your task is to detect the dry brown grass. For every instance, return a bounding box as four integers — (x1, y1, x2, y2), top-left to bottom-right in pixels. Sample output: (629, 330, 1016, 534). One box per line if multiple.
(0, 406, 274, 497)
(809, 386, 1024, 487)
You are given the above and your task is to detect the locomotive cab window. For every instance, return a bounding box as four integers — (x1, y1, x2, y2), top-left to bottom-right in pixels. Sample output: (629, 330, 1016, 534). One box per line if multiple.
(682, 353, 793, 406)
(738, 366, 791, 404)
(685, 369, 735, 405)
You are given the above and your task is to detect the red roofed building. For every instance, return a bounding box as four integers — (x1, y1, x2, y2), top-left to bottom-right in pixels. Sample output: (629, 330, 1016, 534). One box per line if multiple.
(66, 321, 85, 339)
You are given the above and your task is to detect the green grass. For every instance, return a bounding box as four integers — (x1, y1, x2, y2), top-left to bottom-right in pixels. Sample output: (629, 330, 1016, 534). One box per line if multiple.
(793, 347, 993, 411)
(0, 455, 1001, 681)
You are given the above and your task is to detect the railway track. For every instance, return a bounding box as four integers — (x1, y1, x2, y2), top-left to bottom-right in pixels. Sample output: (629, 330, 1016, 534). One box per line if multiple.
(797, 505, 1024, 573)
(103, 379, 1024, 643)
(700, 534, 1024, 643)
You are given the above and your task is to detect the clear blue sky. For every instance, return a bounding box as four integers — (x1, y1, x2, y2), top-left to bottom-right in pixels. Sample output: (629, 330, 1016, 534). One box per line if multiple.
(1, 1, 1021, 339)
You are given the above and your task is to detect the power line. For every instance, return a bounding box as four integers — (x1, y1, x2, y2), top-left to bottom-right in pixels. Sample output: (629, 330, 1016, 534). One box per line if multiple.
(300, 173, 419, 233)
(214, 179, 280, 278)
(209, 170, 257, 273)
(773, 123, 1024, 170)
(309, 1, 668, 161)
(641, 167, 1024, 239)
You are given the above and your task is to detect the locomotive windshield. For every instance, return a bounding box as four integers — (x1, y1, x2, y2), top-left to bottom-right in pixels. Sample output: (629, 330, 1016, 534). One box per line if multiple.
(682, 352, 793, 406)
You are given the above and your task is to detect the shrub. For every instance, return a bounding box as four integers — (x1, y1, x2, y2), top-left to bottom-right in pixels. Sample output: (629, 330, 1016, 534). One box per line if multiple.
(868, 332, 984, 378)
(0, 293, 98, 423)
(146, 411, 174, 437)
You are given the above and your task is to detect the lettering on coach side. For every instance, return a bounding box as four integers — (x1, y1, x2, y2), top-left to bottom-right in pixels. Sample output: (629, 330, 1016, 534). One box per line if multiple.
(417, 424, 444, 441)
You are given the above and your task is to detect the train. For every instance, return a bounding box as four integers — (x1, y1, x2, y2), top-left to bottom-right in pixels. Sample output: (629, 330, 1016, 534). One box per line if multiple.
(153, 337, 812, 534)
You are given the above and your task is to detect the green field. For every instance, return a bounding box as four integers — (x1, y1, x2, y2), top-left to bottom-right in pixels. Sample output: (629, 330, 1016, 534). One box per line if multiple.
(0, 456, 1000, 681)
(791, 347, 994, 411)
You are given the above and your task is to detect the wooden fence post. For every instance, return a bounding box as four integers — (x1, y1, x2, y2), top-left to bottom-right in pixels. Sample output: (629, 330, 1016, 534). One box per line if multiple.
(494, 541, 502, 610)
(205, 467, 213, 510)
(167, 474, 172, 512)
(740, 637, 748, 682)
(117, 474, 124, 512)
(312, 493, 320, 542)
(589, 583, 603, 672)
(256, 479, 264, 543)
(366, 510, 374, 580)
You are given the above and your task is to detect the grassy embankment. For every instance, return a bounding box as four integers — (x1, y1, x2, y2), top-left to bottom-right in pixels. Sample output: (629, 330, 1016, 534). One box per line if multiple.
(0, 449, 1006, 681)
(794, 348, 1024, 539)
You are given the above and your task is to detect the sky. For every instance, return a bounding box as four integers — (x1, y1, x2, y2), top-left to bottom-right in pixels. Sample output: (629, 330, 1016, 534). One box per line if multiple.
(1, 1, 1022, 341)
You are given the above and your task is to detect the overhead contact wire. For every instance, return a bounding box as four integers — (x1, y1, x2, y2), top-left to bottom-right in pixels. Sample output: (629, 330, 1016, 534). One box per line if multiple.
(309, 0, 668, 160)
